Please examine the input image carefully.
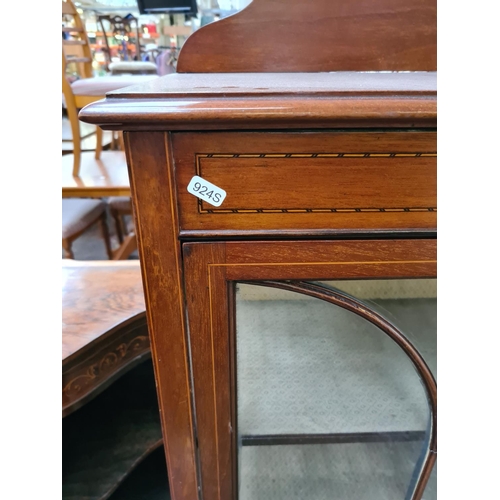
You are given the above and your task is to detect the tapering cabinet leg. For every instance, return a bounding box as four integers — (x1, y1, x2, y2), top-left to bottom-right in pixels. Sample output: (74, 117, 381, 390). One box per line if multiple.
(125, 131, 199, 500)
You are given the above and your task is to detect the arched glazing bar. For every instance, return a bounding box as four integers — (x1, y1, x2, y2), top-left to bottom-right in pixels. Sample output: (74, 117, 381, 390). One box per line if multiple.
(239, 280, 437, 500)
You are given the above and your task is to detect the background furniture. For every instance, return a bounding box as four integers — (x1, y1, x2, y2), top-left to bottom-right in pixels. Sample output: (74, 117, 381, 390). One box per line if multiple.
(109, 196, 132, 244)
(62, 0, 102, 176)
(62, 0, 157, 180)
(62, 260, 164, 500)
(80, 1, 437, 499)
(62, 260, 148, 415)
(63, 0, 152, 259)
(108, 196, 137, 260)
(62, 198, 112, 259)
(62, 118, 115, 156)
(97, 13, 158, 75)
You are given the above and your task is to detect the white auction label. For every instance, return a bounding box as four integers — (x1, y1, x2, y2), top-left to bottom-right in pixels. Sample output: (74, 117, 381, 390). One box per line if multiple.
(187, 175, 227, 207)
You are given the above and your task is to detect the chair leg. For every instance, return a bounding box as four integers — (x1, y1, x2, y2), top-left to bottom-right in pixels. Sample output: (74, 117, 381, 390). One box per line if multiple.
(118, 131, 125, 151)
(95, 126, 103, 160)
(72, 150, 81, 177)
(99, 212, 113, 260)
(111, 131, 118, 150)
(120, 214, 129, 238)
(111, 209, 124, 243)
(62, 238, 74, 259)
(112, 233, 137, 260)
(66, 101, 82, 177)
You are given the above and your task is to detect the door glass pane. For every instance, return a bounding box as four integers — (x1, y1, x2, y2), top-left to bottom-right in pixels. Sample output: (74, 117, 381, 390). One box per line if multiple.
(314, 279, 437, 377)
(235, 279, 436, 500)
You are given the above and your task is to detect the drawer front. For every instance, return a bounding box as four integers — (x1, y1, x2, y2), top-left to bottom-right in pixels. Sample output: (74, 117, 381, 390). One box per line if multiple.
(172, 131, 436, 236)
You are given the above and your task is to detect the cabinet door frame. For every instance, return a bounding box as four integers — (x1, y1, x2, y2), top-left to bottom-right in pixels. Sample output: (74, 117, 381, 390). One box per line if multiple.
(183, 239, 437, 500)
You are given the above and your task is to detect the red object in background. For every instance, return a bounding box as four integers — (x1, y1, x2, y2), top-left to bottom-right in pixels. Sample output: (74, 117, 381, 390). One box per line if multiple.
(144, 23, 157, 34)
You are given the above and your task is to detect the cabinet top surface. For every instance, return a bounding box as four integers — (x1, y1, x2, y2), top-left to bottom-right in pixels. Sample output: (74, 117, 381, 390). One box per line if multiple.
(79, 72, 436, 131)
(77, 0, 436, 131)
(106, 72, 436, 99)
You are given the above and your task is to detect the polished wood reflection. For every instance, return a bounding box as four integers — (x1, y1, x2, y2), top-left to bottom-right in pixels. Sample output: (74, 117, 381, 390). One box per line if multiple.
(62, 260, 147, 415)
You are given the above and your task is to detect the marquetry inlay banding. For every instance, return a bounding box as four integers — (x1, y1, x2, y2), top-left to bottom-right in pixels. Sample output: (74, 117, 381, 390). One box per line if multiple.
(200, 153, 437, 159)
(200, 207, 436, 214)
(62, 334, 149, 399)
(195, 152, 437, 214)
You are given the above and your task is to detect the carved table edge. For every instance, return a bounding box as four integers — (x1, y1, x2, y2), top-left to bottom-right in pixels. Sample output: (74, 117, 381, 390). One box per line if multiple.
(62, 315, 150, 417)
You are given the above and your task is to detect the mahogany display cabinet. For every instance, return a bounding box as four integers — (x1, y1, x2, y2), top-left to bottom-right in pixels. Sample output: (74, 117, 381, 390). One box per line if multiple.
(80, 2, 437, 499)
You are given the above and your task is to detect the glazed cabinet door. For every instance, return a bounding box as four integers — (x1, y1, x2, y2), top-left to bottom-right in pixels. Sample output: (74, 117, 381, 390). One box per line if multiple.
(183, 240, 437, 500)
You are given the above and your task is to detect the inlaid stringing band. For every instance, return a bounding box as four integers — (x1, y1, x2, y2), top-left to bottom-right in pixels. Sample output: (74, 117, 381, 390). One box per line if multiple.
(199, 207, 436, 214)
(195, 152, 437, 214)
(199, 153, 437, 158)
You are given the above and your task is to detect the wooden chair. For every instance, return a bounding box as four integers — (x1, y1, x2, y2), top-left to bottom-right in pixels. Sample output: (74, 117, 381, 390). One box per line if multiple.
(108, 196, 138, 260)
(97, 14, 158, 75)
(62, 0, 150, 259)
(62, 115, 115, 156)
(62, 0, 157, 179)
(62, 198, 112, 259)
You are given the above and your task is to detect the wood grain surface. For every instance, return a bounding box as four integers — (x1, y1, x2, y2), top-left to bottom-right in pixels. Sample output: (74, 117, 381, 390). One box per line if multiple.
(177, 0, 436, 73)
(62, 151, 130, 198)
(104, 72, 437, 99)
(62, 260, 145, 361)
(173, 131, 437, 235)
(183, 239, 437, 500)
(79, 72, 436, 131)
(124, 131, 199, 500)
(183, 243, 231, 500)
(62, 260, 148, 416)
(72, 1, 439, 498)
